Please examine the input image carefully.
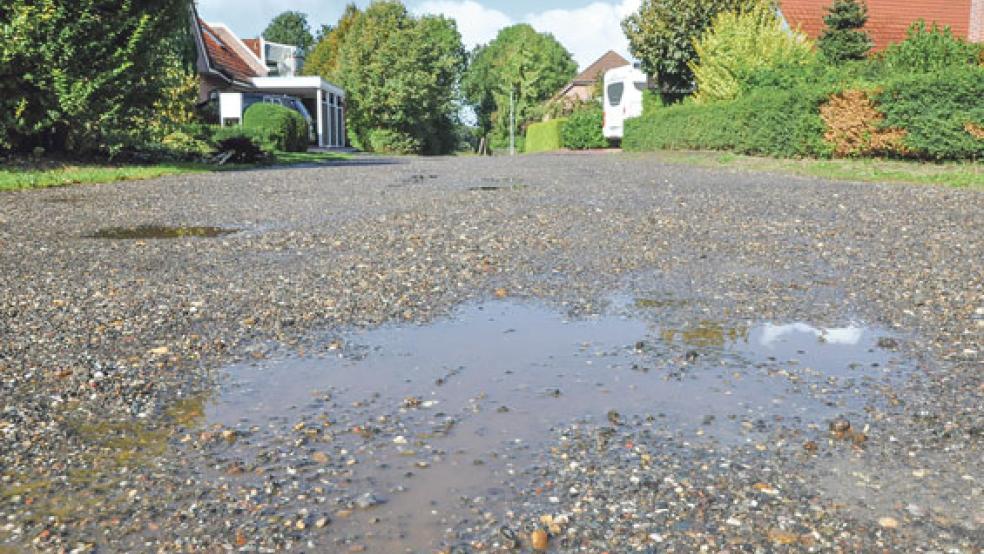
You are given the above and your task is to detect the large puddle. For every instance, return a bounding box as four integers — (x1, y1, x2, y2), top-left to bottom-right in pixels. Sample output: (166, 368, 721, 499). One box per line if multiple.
(198, 298, 907, 551)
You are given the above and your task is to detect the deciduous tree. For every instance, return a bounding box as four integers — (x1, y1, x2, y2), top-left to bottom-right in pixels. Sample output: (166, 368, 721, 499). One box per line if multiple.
(262, 11, 314, 54)
(0, 0, 195, 154)
(622, 0, 754, 99)
(461, 25, 577, 147)
(334, 1, 465, 154)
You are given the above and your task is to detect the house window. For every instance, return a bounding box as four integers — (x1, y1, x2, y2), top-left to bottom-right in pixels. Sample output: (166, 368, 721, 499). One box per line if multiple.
(607, 83, 624, 107)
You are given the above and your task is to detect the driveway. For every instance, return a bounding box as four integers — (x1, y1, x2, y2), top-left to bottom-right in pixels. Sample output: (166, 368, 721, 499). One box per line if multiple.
(1, 153, 981, 552)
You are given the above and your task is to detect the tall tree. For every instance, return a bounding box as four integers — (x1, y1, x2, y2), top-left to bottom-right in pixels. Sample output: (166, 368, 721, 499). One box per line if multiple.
(262, 11, 314, 54)
(304, 4, 362, 81)
(622, 0, 754, 99)
(335, 1, 465, 154)
(461, 24, 577, 146)
(817, 0, 872, 62)
(0, 0, 195, 154)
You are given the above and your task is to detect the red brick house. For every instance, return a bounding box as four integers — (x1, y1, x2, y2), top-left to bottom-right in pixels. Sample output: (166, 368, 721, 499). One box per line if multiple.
(777, 0, 984, 51)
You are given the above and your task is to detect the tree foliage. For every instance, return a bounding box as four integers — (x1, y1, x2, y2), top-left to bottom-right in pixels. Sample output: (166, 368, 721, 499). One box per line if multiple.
(262, 11, 314, 54)
(879, 21, 984, 74)
(691, 1, 816, 104)
(461, 24, 577, 147)
(334, 1, 465, 154)
(0, 0, 196, 155)
(817, 0, 872, 62)
(623, 0, 755, 99)
(304, 4, 361, 81)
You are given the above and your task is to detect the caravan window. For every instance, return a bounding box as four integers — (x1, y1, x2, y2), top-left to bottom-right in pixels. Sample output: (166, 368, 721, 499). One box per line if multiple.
(607, 83, 624, 107)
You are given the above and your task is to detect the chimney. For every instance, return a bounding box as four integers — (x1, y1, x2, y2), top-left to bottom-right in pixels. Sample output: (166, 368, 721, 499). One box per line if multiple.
(971, 0, 984, 42)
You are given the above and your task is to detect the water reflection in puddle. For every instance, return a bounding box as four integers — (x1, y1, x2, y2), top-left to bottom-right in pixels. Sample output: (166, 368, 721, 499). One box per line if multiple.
(85, 225, 237, 239)
(204, 299, 905, 551)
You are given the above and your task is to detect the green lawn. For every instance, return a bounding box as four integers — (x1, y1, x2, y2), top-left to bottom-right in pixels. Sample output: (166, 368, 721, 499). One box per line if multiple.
(638, 150, 984, 189)
(0, 151, 350, 191)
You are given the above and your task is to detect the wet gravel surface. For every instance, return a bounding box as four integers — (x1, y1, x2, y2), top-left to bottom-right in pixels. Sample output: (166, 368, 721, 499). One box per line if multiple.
(1, 152, 982, 552)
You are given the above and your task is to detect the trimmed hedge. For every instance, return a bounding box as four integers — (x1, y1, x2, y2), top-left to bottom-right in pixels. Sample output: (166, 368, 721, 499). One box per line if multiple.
(561, 107, 607, 150)
(875, 68, 984, 160)
(623, 87, 832, 158)
(243, 103, 309, 152)
(525, 119, 566, 153)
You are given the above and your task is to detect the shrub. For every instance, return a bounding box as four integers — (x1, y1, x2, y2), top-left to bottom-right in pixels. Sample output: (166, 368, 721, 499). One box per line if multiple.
(691, 0, 815, 104)
(879, 22, 984, 74)
(623, 86, 831, 158)
(161, 131, 214, 160)
(561, 107, 607, 150)
(367, 129, 421, 154)
(874, 68, 984, 160)
(243, 103, 309, 152)
(525, 119, 566, 153)
(820, 90, 906, 157)
(215, 135, 269, 164)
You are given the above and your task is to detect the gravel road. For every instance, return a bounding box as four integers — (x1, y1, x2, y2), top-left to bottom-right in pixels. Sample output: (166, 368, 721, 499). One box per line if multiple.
(1, 153, 981, 552)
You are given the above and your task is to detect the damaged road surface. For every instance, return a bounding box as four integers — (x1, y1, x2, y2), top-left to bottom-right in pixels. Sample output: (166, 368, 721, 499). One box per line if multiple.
(0, 153, 981, 552)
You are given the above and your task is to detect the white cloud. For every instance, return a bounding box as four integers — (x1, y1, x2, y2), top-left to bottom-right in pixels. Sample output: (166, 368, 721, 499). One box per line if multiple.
(414, 0, 512, 49)
(413, 0, 640, 70)
(524, 0, 640, 69)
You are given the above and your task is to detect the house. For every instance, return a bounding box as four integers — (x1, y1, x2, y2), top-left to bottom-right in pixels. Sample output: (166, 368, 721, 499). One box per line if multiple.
(777, 0, 984, 51)
(554, 51, 631, 103)
(189, 6, 346, 148)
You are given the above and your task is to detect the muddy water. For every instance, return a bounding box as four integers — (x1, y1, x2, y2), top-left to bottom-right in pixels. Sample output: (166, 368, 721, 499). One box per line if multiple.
(203, 298, 905, 552)
(84, 225, 237, 239)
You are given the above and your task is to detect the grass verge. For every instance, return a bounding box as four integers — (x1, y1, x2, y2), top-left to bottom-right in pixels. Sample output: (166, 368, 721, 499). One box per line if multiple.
(638, 150, 984, 189)
(0, 151, 350, 191)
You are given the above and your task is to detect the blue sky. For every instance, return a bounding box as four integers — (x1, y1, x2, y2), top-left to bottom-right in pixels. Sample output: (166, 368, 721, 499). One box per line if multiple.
(196, 0, 640, 69)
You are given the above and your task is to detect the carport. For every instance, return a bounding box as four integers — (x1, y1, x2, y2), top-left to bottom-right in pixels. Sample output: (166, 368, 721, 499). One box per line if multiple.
(249, 77, 346, 148)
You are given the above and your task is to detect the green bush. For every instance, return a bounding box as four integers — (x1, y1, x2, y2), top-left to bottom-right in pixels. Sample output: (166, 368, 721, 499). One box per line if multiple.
(875, 68, 984, 160)
(367, 129, 421, 154)
(690, 0, 816, 104)
(243, 103, 309, 152)
(623, 86, 831, 158)
(561, 107, 607, 150)
(525, 119, 566, 153)
(879, 22, 984, 74)
(161, 131, 214, 160)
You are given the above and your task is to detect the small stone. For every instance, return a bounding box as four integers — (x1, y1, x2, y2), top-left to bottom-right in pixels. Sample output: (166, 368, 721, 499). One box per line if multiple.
(312, 452, 330, 464)
(393, 436, 408, 445)
(803, 440, 818, 453)
(878, 517, 899, 529)
(315, 516, 329, 528)
(530, 529, 549, 551)
(221, 430, 237, 443)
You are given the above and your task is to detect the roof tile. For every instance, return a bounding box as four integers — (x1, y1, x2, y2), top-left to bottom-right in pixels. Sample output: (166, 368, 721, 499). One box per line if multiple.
(779, 0, 977, 51)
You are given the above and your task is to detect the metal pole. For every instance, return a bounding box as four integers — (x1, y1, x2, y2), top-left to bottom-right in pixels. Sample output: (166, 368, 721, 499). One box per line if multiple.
(509, 86, 515, 156)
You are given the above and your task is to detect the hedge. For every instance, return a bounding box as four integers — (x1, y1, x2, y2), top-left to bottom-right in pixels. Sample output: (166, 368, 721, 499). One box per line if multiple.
(243, 103, 309, 152)
(875, 67, 984, 160)
(623, 87, 832, 158)
(623, 67, 984, 161)
(525, 119, 566, 153)
(561, 107, 607, 150)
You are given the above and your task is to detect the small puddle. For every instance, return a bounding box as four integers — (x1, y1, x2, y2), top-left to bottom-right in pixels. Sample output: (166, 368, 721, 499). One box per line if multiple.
(199, 299, 907, 551)
(84, 225, 237, 239)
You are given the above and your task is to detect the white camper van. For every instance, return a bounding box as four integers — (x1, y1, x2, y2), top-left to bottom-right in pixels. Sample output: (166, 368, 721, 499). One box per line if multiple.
(603, 65, 649, 142)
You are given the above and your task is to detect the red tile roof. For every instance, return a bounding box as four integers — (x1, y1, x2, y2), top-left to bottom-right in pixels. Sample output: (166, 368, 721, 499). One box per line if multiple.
(198, 19, 259, 82)
(242, 38, 262, 59)
(779, 0, 981, 51)
(572, 51, 630, 84)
